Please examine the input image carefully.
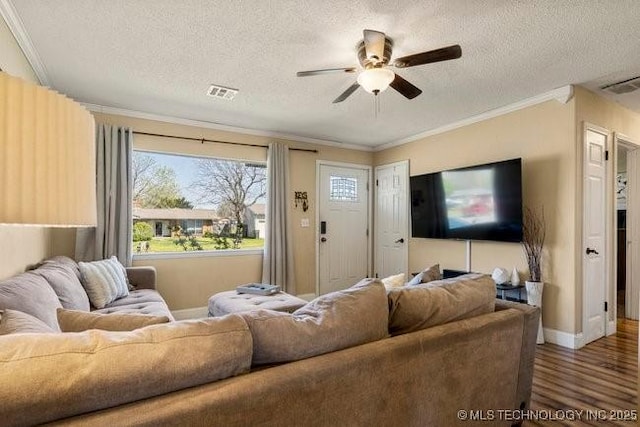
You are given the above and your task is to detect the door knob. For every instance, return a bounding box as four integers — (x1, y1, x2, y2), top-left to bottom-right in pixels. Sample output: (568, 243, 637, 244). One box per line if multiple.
(586, 247, 599, 255)
(395, 238, 405, 244)
(320, 237, 327, 243)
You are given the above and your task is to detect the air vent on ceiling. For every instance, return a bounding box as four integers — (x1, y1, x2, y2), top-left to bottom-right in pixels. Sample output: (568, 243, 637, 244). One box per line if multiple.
(600, 75, 640, 95)
(207, 84, 238, 100)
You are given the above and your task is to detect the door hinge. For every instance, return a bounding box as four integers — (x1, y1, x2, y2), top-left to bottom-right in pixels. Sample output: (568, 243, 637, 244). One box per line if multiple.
(604, 301, 608, 312)
(605, 150, 609, 161)
(375, 273, 378, 278)
(366, 182, 369, 191)
(376, 179, 379, 186)
(366, 228, 369, 237)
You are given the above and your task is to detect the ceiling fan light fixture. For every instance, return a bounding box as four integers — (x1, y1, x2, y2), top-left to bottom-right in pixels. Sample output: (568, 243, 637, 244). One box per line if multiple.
(357, 68, 395, 94)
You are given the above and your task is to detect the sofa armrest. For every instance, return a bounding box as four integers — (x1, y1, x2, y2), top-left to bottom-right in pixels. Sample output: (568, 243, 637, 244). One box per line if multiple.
(126, 267, 157, 290)
(495, 299, 540, 414)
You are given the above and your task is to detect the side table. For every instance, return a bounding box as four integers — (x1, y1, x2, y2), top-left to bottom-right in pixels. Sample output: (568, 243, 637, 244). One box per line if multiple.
(495, 283, 526, 303)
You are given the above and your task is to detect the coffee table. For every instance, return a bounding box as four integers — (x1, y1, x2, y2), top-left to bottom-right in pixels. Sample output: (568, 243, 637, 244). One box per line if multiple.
(208, 290, 307, 317)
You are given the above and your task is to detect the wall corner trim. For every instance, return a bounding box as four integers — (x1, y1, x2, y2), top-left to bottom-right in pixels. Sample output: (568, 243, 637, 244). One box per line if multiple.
(374, 85, 575, 152)
(554, 85, 574, 104)
(0, 0, 50, 86)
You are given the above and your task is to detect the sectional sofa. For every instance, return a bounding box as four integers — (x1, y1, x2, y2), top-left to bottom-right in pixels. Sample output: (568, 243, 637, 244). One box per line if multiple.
(0, 257, 539, 426)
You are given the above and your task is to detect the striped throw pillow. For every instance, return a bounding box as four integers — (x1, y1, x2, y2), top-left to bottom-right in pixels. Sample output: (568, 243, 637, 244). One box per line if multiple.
(78, 257, 129, 309)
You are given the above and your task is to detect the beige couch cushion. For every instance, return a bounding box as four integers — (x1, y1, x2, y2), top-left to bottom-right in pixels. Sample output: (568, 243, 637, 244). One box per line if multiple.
(32, 263, 91, 311)
(0, 309, 56, 335)
(0, 272, 62, 331)
(388, 273, 496, 335)
(242, 278, 388, 365)
(57, 308, 170, 332)
(0, 315, 252, 426)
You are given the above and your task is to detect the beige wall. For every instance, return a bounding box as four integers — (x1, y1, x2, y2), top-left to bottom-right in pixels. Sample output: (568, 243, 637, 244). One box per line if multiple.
(374, 99, 579, 334)
(573, 86, 640, 327)
(89, 113, 372, 310)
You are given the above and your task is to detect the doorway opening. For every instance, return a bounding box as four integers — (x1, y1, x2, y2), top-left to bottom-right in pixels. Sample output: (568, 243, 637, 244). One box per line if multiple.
(614, 134, 639, 321)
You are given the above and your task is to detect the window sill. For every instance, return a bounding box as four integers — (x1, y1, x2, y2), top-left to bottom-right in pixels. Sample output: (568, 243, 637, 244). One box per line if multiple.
(133, 248, 264, 260)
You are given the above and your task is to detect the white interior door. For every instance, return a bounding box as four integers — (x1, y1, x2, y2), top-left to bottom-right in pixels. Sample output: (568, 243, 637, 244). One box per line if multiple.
(375, 161, 409, 279)
(583, 127, 608, 345)
(318, 164, 370, 295)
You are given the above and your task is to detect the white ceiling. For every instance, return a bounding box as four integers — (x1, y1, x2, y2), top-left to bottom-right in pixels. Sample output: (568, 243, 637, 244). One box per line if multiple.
(6, 0, 640, 148)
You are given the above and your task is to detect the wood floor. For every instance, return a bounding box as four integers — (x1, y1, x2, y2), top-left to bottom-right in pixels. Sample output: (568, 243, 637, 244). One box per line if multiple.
(524, 319, 638, 426)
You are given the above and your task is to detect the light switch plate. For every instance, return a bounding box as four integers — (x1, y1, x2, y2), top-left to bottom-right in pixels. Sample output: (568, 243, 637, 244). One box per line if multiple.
(301, 218, 310, 227)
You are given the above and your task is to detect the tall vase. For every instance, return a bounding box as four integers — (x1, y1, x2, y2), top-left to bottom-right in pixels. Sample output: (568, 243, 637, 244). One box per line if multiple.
(525, 281, 544, 344)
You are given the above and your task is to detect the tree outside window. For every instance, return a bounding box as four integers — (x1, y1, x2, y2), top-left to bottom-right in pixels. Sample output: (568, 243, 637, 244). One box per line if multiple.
(131, 151, 266, 253)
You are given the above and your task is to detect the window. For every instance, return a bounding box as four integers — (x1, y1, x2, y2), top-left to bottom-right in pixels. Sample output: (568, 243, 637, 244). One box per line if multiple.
(132, 150, 266, 254)
(330, 175, 358, 201)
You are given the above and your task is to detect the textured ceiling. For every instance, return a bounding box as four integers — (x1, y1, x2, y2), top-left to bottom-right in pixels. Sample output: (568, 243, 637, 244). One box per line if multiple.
(8, 0, 640, 147)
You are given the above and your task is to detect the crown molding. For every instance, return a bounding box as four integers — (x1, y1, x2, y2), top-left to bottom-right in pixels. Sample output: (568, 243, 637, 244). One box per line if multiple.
(374, 85, 574, 152)
(0, 0, 50, 86)
(83, 103, 374, 152)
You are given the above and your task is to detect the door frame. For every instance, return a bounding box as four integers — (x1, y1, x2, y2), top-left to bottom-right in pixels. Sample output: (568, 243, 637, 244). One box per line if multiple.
(582, 122, 611, 344)
(374, 160, 410, 279)
(613, 132, 640, 322)
(315, 160, 373, 296)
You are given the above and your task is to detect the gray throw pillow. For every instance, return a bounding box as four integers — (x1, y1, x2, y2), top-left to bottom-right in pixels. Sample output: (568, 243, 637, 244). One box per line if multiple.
(407, 264, 441, 286)
(242, 278, 389, 365)
(388, 273, 496, 335)
(79, 257, 129, 309)
(0, 272, 62, 331)
(0, 309, 57, 335)
(32, 263, 90, 311)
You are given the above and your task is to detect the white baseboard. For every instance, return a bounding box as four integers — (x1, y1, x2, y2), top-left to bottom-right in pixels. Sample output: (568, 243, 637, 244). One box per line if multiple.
(296, 293, 316, 302)
(171, 306, 208, 320)
(543, 327, 584, 349)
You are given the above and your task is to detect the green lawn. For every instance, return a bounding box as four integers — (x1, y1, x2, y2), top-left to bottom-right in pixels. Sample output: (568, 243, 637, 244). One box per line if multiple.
(134, 237, 264, 253)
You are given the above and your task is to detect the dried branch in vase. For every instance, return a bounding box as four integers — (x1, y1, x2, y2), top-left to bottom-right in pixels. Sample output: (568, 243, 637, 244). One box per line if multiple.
(522, 206, 545, 282)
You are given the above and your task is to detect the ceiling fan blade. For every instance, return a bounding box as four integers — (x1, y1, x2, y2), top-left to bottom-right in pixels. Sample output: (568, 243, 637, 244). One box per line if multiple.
(333, 83, 360, 103)
(390, 74, 422, 99)
(297, 67, 357, 77)
(392, 45, 462, 68)
(363, 29, 386, 62)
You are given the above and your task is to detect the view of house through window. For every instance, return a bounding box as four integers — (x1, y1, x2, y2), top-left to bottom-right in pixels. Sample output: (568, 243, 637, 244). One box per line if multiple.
(132, 151, 266, 253)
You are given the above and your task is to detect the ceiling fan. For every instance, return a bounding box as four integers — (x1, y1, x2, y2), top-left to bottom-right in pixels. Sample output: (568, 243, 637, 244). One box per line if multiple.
(297, 29, 461, 103)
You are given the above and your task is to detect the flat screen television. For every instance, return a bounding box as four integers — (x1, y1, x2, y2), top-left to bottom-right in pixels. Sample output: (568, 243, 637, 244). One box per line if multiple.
(410, 158, 523, 242)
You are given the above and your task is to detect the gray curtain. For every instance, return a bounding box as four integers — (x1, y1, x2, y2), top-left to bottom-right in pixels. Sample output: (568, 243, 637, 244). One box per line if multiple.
(76, 124, 133, 265)
(261, 142, 295, 293)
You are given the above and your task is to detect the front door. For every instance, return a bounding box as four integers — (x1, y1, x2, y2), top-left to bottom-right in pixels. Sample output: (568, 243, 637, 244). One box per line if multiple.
(583, 126, 608, 345)
(318, 164, 370, 295)
(375, 161, 409, 279)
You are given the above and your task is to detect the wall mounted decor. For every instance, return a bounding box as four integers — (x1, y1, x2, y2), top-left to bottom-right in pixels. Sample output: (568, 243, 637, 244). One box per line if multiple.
(294, 191, 309, 212)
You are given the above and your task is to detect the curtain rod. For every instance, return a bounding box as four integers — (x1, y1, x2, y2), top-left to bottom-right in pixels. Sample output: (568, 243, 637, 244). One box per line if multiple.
(132, 131, 318, 153)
